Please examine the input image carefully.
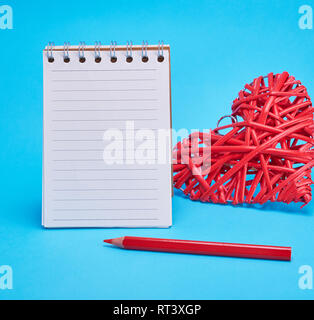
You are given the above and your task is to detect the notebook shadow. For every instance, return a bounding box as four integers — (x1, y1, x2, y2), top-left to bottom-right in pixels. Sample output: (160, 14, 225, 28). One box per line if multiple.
(173, 189, 313, 215)
(22, 200, 43, 229)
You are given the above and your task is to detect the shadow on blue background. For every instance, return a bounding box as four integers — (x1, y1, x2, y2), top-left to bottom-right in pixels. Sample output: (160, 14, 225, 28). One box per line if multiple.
(0, 0, 314, 299)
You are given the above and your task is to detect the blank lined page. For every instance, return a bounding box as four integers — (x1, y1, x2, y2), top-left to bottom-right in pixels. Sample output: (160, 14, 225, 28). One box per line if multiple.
(42, 45, 172, 228)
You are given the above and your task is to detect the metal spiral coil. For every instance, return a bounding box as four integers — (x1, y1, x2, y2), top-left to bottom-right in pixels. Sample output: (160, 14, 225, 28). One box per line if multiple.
(63, 42, 70, 63)
(78, 41, 86, 63)
(46, 41, 166, 63)
(126, 41, 133, 63)
(94, 41, 102, 63)
(47, 42, 55, 63)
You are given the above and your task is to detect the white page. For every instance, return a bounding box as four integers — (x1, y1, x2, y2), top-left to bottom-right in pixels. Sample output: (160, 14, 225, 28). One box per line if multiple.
(43, 45, 172, 228)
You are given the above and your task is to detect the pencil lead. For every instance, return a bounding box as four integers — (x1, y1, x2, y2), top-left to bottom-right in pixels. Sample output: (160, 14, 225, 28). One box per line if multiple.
(103, 239, 113, 244)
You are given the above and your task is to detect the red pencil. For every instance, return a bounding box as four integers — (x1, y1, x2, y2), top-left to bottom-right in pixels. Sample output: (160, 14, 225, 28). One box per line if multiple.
(103, 236, 291, 261)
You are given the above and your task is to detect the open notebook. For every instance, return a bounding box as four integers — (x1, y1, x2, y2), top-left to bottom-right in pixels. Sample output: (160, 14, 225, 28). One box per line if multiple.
(42, 42, 172, 228)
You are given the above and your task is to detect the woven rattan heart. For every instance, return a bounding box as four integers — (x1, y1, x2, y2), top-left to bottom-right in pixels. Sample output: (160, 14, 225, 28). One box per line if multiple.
(173, 72, 314, 207)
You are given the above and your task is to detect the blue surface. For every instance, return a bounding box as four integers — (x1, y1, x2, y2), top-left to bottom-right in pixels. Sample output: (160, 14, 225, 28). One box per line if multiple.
(1, 0, 314, 299)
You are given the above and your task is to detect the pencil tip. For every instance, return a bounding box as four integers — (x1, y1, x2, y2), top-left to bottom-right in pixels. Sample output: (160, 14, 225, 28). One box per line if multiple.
(103, 239, 113, 244)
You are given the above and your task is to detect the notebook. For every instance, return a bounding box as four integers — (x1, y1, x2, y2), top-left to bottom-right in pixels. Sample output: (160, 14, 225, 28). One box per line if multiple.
(42, 42, 172, 228)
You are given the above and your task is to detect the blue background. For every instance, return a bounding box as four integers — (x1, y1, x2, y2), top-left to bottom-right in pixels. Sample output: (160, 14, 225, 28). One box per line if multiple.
(1, 0, 314, 299)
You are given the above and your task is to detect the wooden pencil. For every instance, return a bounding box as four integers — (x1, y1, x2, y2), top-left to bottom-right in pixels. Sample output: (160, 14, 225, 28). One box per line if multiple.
(104, 236, 291, 261)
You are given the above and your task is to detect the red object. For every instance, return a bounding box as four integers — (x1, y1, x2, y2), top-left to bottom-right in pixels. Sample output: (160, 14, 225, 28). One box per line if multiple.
(104, 236, 291, 261)
(173, 72, 314, 207)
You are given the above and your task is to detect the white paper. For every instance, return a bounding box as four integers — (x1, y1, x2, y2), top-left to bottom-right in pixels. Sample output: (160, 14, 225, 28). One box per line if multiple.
(42, 45, 172, 228)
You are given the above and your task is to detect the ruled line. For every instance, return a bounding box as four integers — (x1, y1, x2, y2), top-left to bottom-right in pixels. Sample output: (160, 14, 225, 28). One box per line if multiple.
(53, 178, 158, 181)
(52, 79, 157, 82)
(53, 218, 159, 221)
(53, 168, 157, 172)
(53, 139, 104, 142)
(53, 208, 158, 211)
(52, 108, 159, 112)
(53, 159, 104, 161)
(52, 129, 159, 132)
(52, 138, 156, 142)
(53, 198, 158, 201)
(53, 149, 104, 151)
(53, 188, 158, 191)
(52, 118, 158, 122)
(52, 129, 119, 132)
(52, 69, 157, 72)
(52, 89, 156, 92)
(53, 159, 158, 161)
(52, 99, 158, 102)
(52, 149, 158, 152)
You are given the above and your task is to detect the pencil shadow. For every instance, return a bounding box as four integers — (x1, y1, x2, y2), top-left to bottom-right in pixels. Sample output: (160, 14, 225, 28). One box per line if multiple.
(173, 189, 313, 215)
(102, 244, 124, 252)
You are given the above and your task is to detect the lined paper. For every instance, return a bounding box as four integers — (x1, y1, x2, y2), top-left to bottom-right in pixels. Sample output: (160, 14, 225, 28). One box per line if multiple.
(43, 45, 172, 228)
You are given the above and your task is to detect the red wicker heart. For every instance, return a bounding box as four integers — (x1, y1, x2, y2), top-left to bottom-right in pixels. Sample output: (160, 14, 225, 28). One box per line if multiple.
(173, 72, 314, 207)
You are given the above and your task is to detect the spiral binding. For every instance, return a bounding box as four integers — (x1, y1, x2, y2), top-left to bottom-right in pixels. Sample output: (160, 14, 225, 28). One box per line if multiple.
(110, 41, 117, 63)
(95, 41, 102, 63)
(78, 41, 86, 63)
(142, 41, 148, 63)
(126, 41, 133, 63)
(158, 40, 164, 62)
(63, 42, 70, 63)
(46, 41, 166, 63)
(47, 42, 55, 63)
